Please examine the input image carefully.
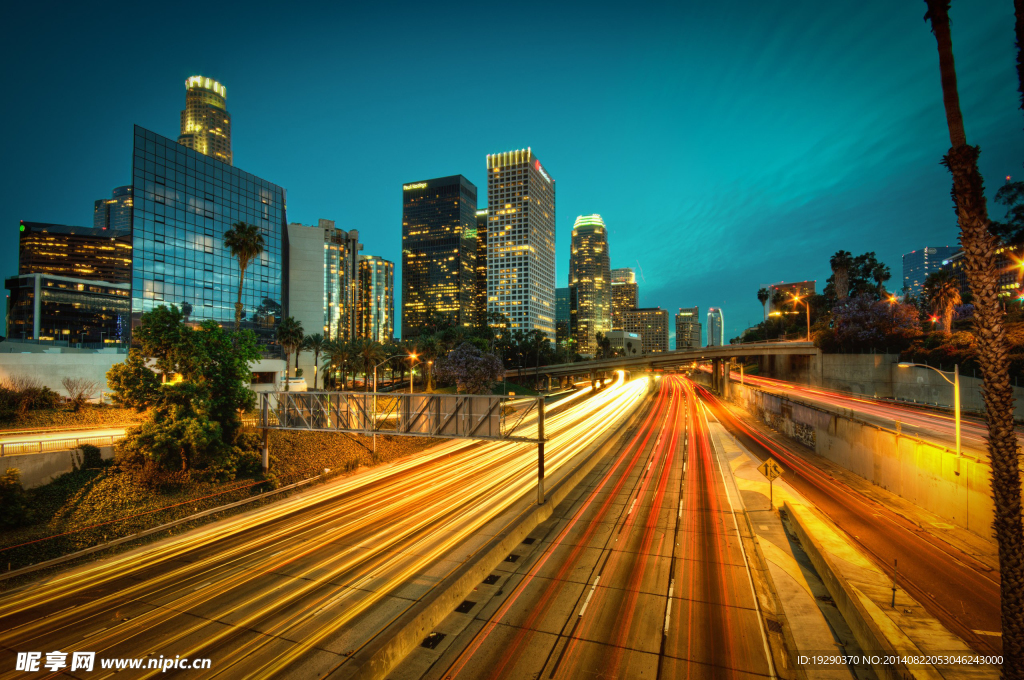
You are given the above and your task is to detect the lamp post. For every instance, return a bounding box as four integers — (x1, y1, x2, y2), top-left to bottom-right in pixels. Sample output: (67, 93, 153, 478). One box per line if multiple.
(372, 352, 417, 454)
(791, 294, 811, 342)
(897, 362, 960, 461)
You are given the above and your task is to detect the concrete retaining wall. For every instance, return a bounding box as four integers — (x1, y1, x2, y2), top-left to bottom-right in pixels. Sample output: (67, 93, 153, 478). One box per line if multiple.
(0, 446, 114, 489)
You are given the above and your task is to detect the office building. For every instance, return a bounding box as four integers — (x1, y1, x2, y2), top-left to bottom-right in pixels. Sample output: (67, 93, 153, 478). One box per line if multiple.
(675, 307, 701, 349)
(287, 219, 361, 343)
(177, 75, 232, 165)
(707, 307, 724, 346)
(766, 280, 816, 313)
(475, 209, 488, 326)
(569, 215, 611, 355)
(486, 148, 556, 341)
(358, 254, 395, 343)
(18, 221, 132, 285)
(555, 287, 570, 345)
(944, 245, 1024, 301)
(5, 274, 129, 345)
(93, 186, 134, 236)
(401, 175, 478, 337)
(624, 307, 669, 353)
(610, 267, 638, 330)
(903, 247, 959, 298)
(606, 330, 642, 355)
(130, 125, 285, 349)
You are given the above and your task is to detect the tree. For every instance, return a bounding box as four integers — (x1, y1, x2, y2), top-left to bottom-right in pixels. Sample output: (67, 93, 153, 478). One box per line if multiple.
(434, 342, 504, 394)
(871, 261, 892, 297)
(106, 305, 260, 478)
(223, 221, 265, 333)
(925, 2, 1024, 671)
(302, 333, 328, 390)
(991, 179, 1024, 245)
(923, 270, 961, 333)
(61, 377, 98, 412)
(830, 251, 854, 300)
(355, 338, 384, 390)
(275, 317, 304, 391)
(757, 288, 770, 339)
(322, 339, 353, 390)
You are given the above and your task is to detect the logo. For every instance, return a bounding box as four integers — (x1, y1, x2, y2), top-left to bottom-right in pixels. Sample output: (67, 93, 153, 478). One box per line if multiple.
(403, 183, 427, 191)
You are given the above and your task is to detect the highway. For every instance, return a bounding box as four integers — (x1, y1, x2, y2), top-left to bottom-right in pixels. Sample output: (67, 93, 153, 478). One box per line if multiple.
(410, 375, 776, 679)
(695, 382, 1003, 656)
(0, 377, 646, 679)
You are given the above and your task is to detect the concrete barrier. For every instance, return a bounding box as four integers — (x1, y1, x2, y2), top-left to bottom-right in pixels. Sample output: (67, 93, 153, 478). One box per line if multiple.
(0, 446, 114, 489)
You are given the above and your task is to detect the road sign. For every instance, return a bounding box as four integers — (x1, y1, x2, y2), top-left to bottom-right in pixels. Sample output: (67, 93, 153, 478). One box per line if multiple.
(757, 458, 783, 482)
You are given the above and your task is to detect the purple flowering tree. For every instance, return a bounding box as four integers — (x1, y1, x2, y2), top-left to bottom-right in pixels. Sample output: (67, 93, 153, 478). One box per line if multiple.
(831, 294, 920, 351)
(434, 342, 505, 394)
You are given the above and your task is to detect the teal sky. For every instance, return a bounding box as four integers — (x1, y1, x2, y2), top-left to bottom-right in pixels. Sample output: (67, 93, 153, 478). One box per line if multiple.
(1, 0, 1020, 341)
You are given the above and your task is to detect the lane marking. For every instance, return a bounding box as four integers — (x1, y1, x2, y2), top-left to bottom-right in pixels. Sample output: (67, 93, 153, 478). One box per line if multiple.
(578, 576, 601, 618)
(627, 498, 637, 516)
(663, 578, 675, 635)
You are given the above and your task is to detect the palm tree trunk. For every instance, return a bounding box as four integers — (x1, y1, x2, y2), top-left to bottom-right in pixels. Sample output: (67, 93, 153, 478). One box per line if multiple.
(283, 351, 291, 391)
(234, 265, 246, 333)
(927, 2, 1024, 673)
(313, 351, 319, 390)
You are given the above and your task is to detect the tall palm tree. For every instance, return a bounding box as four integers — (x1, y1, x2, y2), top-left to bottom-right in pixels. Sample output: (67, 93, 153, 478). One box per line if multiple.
(923, 270, 961, 333)
(275, 316, 304, 391)
(302, 333, 328, 390)
(925, 2, 1024, 672)
(871, 262, 892, 298)
(757, 288, 770, 339)
(356, 338, 384, 390)
(223, 221, 265, 332)
(830, 250, 854, 301)
(323, 339, 354, 390)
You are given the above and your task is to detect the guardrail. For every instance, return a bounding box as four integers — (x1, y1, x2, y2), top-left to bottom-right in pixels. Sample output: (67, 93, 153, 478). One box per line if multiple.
(0, 434, 125, 457)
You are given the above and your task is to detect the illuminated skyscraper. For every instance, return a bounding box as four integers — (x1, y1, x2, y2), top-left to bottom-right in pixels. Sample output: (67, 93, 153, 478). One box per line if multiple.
(555, 287, 570, 345)
(401, 176, 477, 337)
(358, 254, 395, 342)
(624, 307, 669, 353)
(610, 267, 638, 330)
(486, 149, 556, 341)
(675, 306, 701, 349)
(93, 186, 134, 236)
(18, 221, 131, 284)
(569, 214, 611, 355)
(707, 307, 724, 346)
(475, 209, 488, 326)
(177, 75, 232, 165)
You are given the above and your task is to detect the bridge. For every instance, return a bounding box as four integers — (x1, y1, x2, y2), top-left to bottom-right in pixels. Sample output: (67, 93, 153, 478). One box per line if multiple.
(507, 340, 821, 392)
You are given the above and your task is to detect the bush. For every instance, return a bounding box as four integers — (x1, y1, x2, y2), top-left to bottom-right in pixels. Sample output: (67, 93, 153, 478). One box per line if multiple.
(0, 376, 62, 423)
(0, 469, 34, 528)
(62, 377, 99, 412)
(79, 444, 103, 468)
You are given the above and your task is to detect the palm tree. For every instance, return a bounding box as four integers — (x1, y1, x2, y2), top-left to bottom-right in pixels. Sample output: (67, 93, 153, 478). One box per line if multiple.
(871, 262, 892, 298)
(223, 221, 265, 332)
(323, 339, 354, 390)
(757, 288, 770, 339)
(418, 336, 439, 391)
(925, 2, 1024, 671)
(356, 338, 384, 390)
(275, 316, 304, 391)
(923, 271, 961, 333)
(830, 250, 854, 301)
(303, 333, 328, 390)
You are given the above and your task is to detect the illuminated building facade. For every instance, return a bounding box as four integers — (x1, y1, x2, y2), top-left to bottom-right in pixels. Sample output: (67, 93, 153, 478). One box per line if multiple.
(401, 175, 478, 337)
(358, 254, 395, 342)
(555, 287, 570, 345)
(93, 186, 134, 236)
(18, 221, 131, 285)
(610, 267, 638, 330)
(486, 149, 556, 341)
(675, 306, 701, 349)
(286, 219, 362, 343)
(177, 75, 232, 165)
(902, 246, 959, 298)
(569, 214, 611, 355)
(707, 307, 724, 346)
(475, 209, 488, 326)
(606, 330, 642, 355)
(130, 126, 285, 347)
(944, 245, 1024, 300)
(624, 307, 669, 353)
(5, 273, 129, 345)
(766, 280, 816, 313)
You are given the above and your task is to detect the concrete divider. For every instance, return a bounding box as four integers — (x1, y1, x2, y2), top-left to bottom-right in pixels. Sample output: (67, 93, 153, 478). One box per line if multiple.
(347, 389, 653, 680)
(0, 445, 115, 488)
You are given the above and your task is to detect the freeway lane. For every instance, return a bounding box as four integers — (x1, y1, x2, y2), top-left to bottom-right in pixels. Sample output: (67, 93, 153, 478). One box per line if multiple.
(695, 381, 1002, 656)
(0, 377, 646, 680)
(415, 375, 774, 679)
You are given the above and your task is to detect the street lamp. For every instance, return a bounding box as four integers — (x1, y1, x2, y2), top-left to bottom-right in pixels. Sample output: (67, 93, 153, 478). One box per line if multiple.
(371, 352, 417, 454)
(791, 294, 811, 342)
(897, 362, 961, 461)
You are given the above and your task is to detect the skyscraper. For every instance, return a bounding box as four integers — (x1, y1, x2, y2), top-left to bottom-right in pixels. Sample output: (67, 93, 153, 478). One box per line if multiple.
(401, 176, 478, 337)
(18, 221, 132, 284)
(707, 308, 724, 346)
(675, 307, 701, 349)
(475, 209, 488, 326)
(610, 267, 638, 330)
(569, 214, 611, 355)
(358, 254, 395, 343)
(624, 307, 669, 353)
(555, 286, 570, 345)
(177, 75, 232, 165)
(93, 186, 134, 236)
(486, 149, 556, 341)
(287, 220, 361, 342)
(902, 247, 959, 298)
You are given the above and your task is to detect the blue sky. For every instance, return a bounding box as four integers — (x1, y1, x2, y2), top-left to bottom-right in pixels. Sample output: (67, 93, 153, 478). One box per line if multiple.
(1, 0, 1020, 341)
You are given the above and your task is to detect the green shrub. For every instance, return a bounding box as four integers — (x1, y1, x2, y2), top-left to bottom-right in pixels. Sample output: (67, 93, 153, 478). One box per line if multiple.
(79, 444, 103, 468)
(0, 469, 34, 527)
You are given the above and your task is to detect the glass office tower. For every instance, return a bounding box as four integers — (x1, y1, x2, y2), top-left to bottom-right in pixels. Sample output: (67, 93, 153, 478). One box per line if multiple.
(569, 214, 611, 355)
(555, 286, 570, 345)
(357, 255, 395, 342)
(18, 221, 132, 285)
(130, 126, 285, 347)
(610, 267, 638, 330)
(93, 186, 134, 236)
(675, 306, 702, 349)
(707, 307, 724, 346)
(475, 209, 488, 327)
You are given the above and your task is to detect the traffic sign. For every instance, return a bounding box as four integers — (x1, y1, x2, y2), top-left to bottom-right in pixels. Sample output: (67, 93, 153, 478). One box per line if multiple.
(757, 458, 783, 482)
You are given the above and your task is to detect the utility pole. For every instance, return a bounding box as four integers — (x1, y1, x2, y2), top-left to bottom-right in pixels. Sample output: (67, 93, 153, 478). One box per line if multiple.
(537, 396, 546, 505)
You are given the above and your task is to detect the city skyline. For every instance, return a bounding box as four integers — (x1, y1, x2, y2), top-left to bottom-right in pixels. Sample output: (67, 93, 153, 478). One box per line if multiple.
(1, 0, 1020, 342)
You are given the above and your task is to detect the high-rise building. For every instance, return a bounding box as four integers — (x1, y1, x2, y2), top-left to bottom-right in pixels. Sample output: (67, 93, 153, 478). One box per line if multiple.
(177, 75, 232, 165)
(475, 209, 488, 326)
(903, 247, 959, 298)
(943, 245, 1024, 300)
(707, 308, 724, 346)
(18, 221, 132, 285)
(486, 149, 556, 341)
(569, 215, 611, 355)
(675, 307, 701, 349)
(624, 307, 669, 353)
(287, 219, 362, 344)
(5, 274, 129, 345)
(358, 254, 395, 343)
(610, 267, 639, 330)
(766, 280, 816, 313)
(401, 175, 478, 337)
(93, 186, 134, 236)
(555, 287, 570, 345)
(130, 125, 285, 348)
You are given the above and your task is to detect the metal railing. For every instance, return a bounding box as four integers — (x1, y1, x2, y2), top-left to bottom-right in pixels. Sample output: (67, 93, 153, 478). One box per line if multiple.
(0, 434, 126, 456)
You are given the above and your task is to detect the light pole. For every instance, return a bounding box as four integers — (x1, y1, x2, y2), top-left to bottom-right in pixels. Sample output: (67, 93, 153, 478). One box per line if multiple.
(897, 362, 960, 461)
(791, 294, 811, 342)
(372, 352, 417, 454)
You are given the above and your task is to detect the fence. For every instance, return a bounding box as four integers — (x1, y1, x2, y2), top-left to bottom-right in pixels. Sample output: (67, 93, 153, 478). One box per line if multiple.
(0, 433, 125, 456)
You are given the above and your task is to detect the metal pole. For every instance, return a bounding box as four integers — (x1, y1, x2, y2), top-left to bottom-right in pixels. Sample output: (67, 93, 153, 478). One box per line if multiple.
(805, 301, 810, 342)
(373, 367, 378, 455)
(261, 394, 269, 473)
(953, 364, 961, 459)
(537, 396, 546, 505)
(891, 558, 898, 607)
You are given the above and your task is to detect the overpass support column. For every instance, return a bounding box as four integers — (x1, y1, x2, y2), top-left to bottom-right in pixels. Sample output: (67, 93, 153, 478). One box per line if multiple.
(723, 358, 732, 399)
(711, 358, 719, 393)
